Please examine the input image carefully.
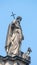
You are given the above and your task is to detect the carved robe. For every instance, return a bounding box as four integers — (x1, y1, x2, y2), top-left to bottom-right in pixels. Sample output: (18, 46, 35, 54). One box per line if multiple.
(5, 20, 24, 57)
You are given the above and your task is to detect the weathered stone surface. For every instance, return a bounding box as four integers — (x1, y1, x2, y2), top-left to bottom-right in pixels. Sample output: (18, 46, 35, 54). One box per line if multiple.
(0, 60, 4, 65)
(0, 16, 31, 65)
(5, 16, 24, 57)
(0, 55, 31, 65)
(5, 61, 13, 65)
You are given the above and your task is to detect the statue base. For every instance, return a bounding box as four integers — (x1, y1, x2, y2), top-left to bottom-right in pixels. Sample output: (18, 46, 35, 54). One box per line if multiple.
(0, 55, 31, 65)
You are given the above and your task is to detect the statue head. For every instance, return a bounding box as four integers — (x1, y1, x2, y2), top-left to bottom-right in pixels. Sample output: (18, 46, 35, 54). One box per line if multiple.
(27, 47, 32, 55)
(16, 16, 22, 24)
(13, 16, 22, 24)
(11, 16, 22, 28)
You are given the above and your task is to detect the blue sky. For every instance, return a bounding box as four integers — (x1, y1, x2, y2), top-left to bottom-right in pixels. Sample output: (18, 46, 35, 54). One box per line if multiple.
(0, 0, 37, 65)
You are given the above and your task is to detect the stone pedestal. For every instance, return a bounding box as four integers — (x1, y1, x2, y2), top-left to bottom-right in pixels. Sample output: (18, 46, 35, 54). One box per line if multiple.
(0, 55, 31, 65)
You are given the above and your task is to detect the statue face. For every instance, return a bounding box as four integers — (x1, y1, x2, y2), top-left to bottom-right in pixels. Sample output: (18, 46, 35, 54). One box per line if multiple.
(16, 16, 22, 21)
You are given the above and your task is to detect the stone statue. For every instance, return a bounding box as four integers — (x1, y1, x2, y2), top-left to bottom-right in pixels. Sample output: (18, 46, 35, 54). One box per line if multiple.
(0, 12, 31, 65)
(5, 16, 24, 57)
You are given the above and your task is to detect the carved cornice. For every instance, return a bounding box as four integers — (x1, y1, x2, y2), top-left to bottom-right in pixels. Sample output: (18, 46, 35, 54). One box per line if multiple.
(0, 55, 31, 65)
